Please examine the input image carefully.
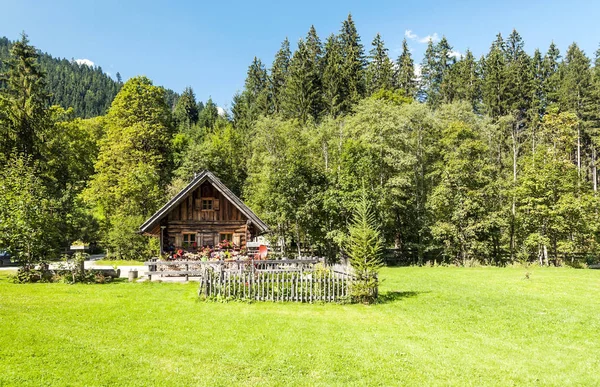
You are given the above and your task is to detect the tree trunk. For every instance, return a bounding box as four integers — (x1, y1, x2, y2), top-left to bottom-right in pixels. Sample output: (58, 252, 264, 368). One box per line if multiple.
(593, 147, 597, 193)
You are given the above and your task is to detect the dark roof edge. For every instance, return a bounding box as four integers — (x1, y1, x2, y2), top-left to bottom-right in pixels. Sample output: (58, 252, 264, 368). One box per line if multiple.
(139, 170, 269, 234)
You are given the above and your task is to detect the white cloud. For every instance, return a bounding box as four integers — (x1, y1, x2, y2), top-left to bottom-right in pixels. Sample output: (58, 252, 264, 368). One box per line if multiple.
(405, 30, 441, 44)
(418, 33, 440, 44)
(217, 106, 226, 117)
(74, 58, 95, 67)
(449, 50, 462, 59)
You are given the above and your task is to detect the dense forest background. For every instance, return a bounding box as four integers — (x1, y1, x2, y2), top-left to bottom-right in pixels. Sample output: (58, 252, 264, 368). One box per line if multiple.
(2, 13, 600, 266)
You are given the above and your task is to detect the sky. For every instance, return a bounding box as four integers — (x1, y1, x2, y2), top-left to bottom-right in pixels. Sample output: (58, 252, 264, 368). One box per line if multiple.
(1, 0, 600, 111)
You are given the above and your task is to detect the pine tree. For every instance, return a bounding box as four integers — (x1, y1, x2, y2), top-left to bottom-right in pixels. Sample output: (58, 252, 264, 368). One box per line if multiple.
(420, 36, 455, 106)
(558, 43, 593, 178)
(366, 33, 394, 94)
(542, 42, 561, 106)
(0, 33, 50, 158)
(173, 87, 198, 130)
(322, 34, 344, 117)
(198, 97, 219, 130)
(504, 30, 533, 119)
(419, 39, 437, 103)
(482, 37, 508, 118)
(395, 38, 417, 97)
(338, 14, 366, 113)
(244, 57, 270, 116)
(281, 39, 319, 123)
(270, 38, 291, 114)
(304, 25, 324, 119)
(445, 49, 480, 110)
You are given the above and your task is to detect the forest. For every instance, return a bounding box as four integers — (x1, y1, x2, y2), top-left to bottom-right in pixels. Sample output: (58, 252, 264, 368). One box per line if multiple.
(1, 13, 600, 266)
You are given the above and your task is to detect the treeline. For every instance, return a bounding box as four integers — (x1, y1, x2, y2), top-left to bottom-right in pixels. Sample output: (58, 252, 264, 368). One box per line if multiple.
(228, 15, 600, 265)
(2, 16, 600, 267)
(0, 36, 179, 118)
(0, 34, 228, 262)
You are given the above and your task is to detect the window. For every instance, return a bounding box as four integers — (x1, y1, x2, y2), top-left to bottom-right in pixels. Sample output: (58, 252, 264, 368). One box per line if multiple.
(202, 199, 213, 210)
(220, 233, 233, 242)
(183, 233, 196, 248)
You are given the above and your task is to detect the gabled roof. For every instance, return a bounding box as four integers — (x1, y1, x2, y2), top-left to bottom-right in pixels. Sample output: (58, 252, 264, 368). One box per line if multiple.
(139, 170, 269, 234)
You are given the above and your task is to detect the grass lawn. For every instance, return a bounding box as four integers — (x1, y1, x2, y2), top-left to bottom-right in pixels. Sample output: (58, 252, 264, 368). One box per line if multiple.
(1, 266, 599, 386)
(92, 259, 146, 266)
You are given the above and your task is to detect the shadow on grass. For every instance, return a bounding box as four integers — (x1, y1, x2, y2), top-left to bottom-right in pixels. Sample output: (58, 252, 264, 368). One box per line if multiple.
(377, 290, 428, 304)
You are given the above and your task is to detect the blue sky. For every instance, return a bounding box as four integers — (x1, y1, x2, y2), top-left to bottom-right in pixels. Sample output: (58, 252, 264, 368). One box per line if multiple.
(2, 0, 599, 110)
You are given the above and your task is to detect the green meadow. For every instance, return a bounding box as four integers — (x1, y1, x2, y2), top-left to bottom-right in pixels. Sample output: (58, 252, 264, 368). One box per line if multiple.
(1, 266, 599, 386)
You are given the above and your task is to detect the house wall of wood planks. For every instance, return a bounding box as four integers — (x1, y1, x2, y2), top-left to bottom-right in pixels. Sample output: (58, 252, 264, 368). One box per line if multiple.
(164, 182, 254, 248)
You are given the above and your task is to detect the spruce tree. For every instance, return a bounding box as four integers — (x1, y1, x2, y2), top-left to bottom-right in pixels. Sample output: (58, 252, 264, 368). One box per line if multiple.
(270, 38, 291, 114)
(366, 33, 394, 94)
(445, 49, 480, 110)
(395, 38, 417, 97)
(542, 42, 561, 106)
(304, 25, 324, 120)
(173, 87, 198, 130)
(338, 14, 366, 113)
(0, 33, 50, 158)
(482, 38, 508, 118)
(322, 34, 344, 117)
(244, 57, 270, 117)
(419, 39, 437, 103)
(281, 39, 318, 123)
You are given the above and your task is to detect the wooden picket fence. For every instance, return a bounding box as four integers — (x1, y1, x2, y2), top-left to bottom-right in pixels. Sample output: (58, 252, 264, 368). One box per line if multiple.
(198, 262, 358, 303)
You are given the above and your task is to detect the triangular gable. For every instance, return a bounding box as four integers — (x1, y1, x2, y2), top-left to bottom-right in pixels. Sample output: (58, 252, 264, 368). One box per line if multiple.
(139, 170, 269, 235)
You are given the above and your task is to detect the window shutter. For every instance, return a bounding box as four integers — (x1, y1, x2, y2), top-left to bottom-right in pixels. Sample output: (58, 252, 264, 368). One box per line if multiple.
(214, 199, 220, 211)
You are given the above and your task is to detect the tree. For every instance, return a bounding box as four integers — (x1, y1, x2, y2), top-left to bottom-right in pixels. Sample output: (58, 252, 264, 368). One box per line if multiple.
(84, 76, 173, 259)
(395, 38, 417, 97)
(558, 43, 593, 178)
(244, 57, 270, 117)
(0, 155, 59, 264)
(270, 38, 291, 114)
(338, 13, 366, 113)
(346, 190, 383, 303)
(322, 34, 344, 117)
(482, 34, 509, 118)
(0, 33, 50, 158)
(366, 33, 394, 94)
(428, 105, 499, 264)
(281, 37, 321, 123)
(173, 87, 199, 130)
(198, 97, 219, 130)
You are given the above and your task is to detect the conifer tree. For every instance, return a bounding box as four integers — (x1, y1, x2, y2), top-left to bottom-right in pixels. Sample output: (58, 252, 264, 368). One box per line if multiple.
(304, 25, 324, 119)
(366, 33, 394, 94)
(482, 37, 508, 118)
(558, 43, 593, 177)
(338, 14, 366, 113)
(419, 39, 437, 103)
(0, 33, 50, 158)
(395, 38, 417, 97)
(445, 50, 480, 110)
(542, 42, 561, 106)
(270, 38, 291, 114)
(198, 97, 219, 130)
(281, 39, 318, 123)
(173, 87, 199, 130)
(322, 34, 344, 117)
(244, 57, 270, 116)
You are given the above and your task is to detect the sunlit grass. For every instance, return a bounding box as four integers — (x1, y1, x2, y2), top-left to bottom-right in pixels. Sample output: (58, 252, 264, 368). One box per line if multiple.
(0, 266, 599, 386)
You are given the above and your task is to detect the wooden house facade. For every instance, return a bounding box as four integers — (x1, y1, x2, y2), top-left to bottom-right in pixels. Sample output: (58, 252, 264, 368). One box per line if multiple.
(139, 170, 268, 252)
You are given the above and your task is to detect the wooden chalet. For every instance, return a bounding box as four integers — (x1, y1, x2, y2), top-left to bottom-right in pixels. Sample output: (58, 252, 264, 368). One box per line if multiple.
(139, 170, 268, 253)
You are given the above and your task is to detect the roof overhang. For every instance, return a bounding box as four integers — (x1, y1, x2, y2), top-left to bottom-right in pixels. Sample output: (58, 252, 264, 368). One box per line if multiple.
(138, 170, 269, 235)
